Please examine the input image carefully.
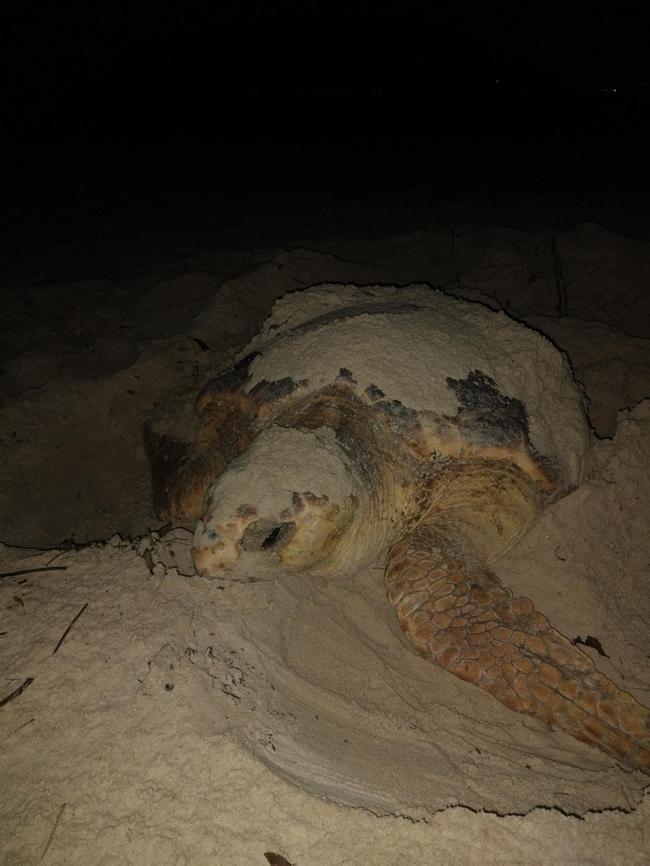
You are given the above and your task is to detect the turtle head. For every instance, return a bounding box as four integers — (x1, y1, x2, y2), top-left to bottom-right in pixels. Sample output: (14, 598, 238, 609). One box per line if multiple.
(192, 425, 363, 578)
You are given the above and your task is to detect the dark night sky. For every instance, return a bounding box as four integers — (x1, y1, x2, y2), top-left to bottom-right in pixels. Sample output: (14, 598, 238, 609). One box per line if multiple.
(5, 4, 648, 116)
(3, 1, 649, 189)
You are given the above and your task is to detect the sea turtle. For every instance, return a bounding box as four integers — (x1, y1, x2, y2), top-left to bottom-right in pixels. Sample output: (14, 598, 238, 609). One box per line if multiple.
(145, 283, 650, 772)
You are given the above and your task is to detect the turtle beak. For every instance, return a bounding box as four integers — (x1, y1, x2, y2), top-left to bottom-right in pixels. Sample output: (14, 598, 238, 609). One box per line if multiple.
(192, 524, 241, 576)
(192, 545, 227, 576)
(192, 517, 296, 577)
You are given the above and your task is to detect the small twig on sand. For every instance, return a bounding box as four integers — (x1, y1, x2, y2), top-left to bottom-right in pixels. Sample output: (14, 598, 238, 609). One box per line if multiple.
(52, 603, 88, 655)
(0, 676, 34, 708)
(8, 716, 36, 737)
(40, 803, 66, 862)
(0, 566, 67, 581)
(551, 234, 568, 316)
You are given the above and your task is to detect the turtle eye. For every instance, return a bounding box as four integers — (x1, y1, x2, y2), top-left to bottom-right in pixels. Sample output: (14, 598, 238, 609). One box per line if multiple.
(241, 519, 295, 552)
(261, 525, 283, 548)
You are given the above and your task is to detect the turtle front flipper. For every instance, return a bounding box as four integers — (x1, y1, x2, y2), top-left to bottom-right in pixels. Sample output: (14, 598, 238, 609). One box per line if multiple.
(386, 459, 650, 772)
(144, 389, 257, 522)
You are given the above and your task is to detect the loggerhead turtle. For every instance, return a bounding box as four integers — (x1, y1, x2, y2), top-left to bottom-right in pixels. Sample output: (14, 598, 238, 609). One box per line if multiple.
(145, 284, 650, 772)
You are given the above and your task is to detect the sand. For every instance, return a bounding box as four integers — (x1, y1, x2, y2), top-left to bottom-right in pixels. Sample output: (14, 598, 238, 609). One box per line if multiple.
(1, 214, 649, 864)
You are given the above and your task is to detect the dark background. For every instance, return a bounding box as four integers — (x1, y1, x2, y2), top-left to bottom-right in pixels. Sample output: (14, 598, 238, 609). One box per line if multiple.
(4, 1, 649, 192)
(2, 0, 649, 269)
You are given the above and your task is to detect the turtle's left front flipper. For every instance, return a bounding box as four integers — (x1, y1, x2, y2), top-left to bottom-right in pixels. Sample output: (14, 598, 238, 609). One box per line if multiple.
(385, 459, 650, 772)
(144, 385, 257, 522)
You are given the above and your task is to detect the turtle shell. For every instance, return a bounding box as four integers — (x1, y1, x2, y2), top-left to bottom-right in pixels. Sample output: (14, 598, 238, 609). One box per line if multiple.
(227, 284, 592, 491)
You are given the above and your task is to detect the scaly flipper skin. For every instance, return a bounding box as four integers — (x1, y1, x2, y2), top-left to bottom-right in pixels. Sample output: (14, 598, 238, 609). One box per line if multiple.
(386, 495, 650, 772)
(145, 391, 257, 522)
